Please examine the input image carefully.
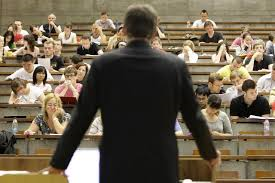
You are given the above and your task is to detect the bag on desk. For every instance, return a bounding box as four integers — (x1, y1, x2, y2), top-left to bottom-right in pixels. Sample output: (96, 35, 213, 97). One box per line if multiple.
(0, 130, 16, 154)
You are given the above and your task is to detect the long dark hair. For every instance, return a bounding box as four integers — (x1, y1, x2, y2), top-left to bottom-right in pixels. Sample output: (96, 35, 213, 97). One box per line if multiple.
(33, 66, 47, 85)
(24, 35, 36, 52)
(3, 31, 15, 48)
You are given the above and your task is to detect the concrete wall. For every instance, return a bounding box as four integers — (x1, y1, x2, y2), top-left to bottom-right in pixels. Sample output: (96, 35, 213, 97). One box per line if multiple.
(1, 0, 275, 34)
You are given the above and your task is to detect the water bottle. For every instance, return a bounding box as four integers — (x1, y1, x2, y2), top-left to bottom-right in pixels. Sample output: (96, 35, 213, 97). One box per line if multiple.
(263, 119, 270, 136)
(11, 118, 18, 135)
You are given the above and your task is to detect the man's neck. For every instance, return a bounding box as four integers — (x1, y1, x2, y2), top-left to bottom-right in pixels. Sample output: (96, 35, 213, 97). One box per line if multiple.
(244, 96, 253, 106)
(45, 54, 54, 59)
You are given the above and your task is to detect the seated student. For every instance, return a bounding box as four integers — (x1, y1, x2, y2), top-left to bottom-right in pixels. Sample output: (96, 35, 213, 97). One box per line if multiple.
(199, 21, 223, 44)
(54, 67, 82, 99)
(211, 41, 233, 63)
(30, 25, 50, 44)
(195, 85, 210, 109)
(178, 40, 198, 63)
(24, 93, 70, 135)
(244, 39, 273, 71)
(205, 73, 225, 95)
(76, 63, 89, 84)
(91, 24, 107, 45)
(13, 20, 29, 44)
(40, 40, 65, 72)
(226, 71, 244, 98)
(3, 31, 16, 51)
(60, 54, 91, 82)
(95, 11, 116, 30)
(235, 32, 253, 56)
(266, 33, 275, 62)
(5, 54, 53, 81)
(9, 78, 45, 104)
(39, 13, 62, 35)
(191, 9, 217, 28)
(31, 66, 52, 93)
(257, 64, 275, 93)
(230, 79, 270, 119)
(77, 34, 103, 56)
(230, 26, 250, 48)
(151, 37, 163, 51)
(201, 95, 233, 136)
(106, 25, 126, 51)
(58, 23, 77, 44)
(89, 117, 183, 135)
(217, 56, 251, 81)
(54, 40, 63, 57)
(13, 35, 40, 57)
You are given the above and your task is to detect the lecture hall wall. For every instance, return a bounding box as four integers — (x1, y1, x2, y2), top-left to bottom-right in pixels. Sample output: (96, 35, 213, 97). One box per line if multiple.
(1, 0, 275, 33)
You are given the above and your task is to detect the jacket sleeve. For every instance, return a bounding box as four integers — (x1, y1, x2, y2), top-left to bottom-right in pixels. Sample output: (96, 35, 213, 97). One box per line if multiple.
(178, 61, 217, 160)
(50, 61, 100, 169)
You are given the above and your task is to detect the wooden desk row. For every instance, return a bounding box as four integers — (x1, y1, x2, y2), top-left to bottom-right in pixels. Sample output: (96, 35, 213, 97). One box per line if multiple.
(0, 154, 274, 180)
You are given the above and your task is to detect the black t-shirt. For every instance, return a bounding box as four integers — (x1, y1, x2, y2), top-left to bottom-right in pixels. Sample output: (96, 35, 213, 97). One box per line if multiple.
(77, 43, 100, 55)
(41, 55, 64, 71)
(244, 54, 273, 71)
(230, 95, 270, 118)
(199, 32, 224, 43)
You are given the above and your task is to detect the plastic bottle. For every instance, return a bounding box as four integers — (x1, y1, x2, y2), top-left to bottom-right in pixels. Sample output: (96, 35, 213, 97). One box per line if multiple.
(263, 119, 270, 136)
(11, 118, 18, 135)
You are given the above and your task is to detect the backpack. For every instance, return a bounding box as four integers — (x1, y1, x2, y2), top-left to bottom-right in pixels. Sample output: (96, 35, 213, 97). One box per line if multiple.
(0, 130, 16, 154)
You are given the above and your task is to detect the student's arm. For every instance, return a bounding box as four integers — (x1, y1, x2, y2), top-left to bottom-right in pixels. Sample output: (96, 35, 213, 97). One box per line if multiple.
(261, 98, 271, 117)
(12, 47, 24, 56)
(52, 110, 69, 134)
(68, 84, 80, 99)
(24, 119, 39, 135)
(55, 84, 69, 97)
(8, 92, 18, 104)
(230, 98, 240, 120)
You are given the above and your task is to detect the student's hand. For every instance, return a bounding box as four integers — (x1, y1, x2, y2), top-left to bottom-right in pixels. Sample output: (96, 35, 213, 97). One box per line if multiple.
(211, 131, 221, 136)
(49, 21, 56, 26)
(52, 108, 62, 119)
(252, 51, 262, 59)
(24, 130, 35, 136)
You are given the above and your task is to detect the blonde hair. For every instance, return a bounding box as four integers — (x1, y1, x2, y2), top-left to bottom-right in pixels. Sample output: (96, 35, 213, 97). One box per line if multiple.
(183, 40, 195, 51)
(42, 93, 63, 121)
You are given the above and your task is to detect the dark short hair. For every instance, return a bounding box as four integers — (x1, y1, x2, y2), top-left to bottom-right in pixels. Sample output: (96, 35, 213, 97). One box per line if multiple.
(22, 54, 34, 62)
(208, 73, 223, 84)
(201, 9, 208, 14)
(33, 66, 47, 85)
(204, 21, 213, 28)
(64, 66, 77, 76)
(124, 4, 157, 39)
(207, 94, 222, 109)
(195, 85, 210, 97)
(82, 34, 91, 41)
(71, 54, 83, 64)
(11, 78, 27, 95)
(232, 56, 243, 65)
(101, 11, 108, 16)
(242, 79, 256, 92)
(64, 23, 72, 29)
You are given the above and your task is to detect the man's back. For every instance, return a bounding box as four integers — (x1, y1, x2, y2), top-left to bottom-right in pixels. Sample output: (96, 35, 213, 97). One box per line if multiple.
(96, 40, 180, 182)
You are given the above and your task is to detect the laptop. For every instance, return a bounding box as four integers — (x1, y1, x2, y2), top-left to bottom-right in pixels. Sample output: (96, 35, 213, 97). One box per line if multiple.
(60, 96, 77, 105)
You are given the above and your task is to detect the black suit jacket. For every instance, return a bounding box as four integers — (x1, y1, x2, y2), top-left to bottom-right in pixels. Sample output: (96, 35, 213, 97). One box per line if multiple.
(50, 40, 217, 183)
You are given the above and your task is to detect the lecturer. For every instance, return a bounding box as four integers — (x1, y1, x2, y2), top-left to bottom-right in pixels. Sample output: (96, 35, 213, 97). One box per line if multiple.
(49, 4, 220, 183)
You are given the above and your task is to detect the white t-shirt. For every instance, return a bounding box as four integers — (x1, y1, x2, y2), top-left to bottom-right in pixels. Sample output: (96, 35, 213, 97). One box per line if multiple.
(20, 30, 29, 36)
(178, 51, 198, 63)
(192, 19, 217, 28)
(58, 32, 77, 44)
(91, 36, 101, 45)
(5, 64, 54, 81)
(30, 83, 52, 93)
(13, 84, 43, 104)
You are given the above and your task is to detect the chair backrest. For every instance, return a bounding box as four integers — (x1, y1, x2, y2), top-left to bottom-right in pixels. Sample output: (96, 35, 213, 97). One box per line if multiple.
(0, 175, 68, 183)
(216, 171, 239, 179)
(178, 158, 214, 181)
(246, 149, 275, 155)
(256, 171, 275, 179)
